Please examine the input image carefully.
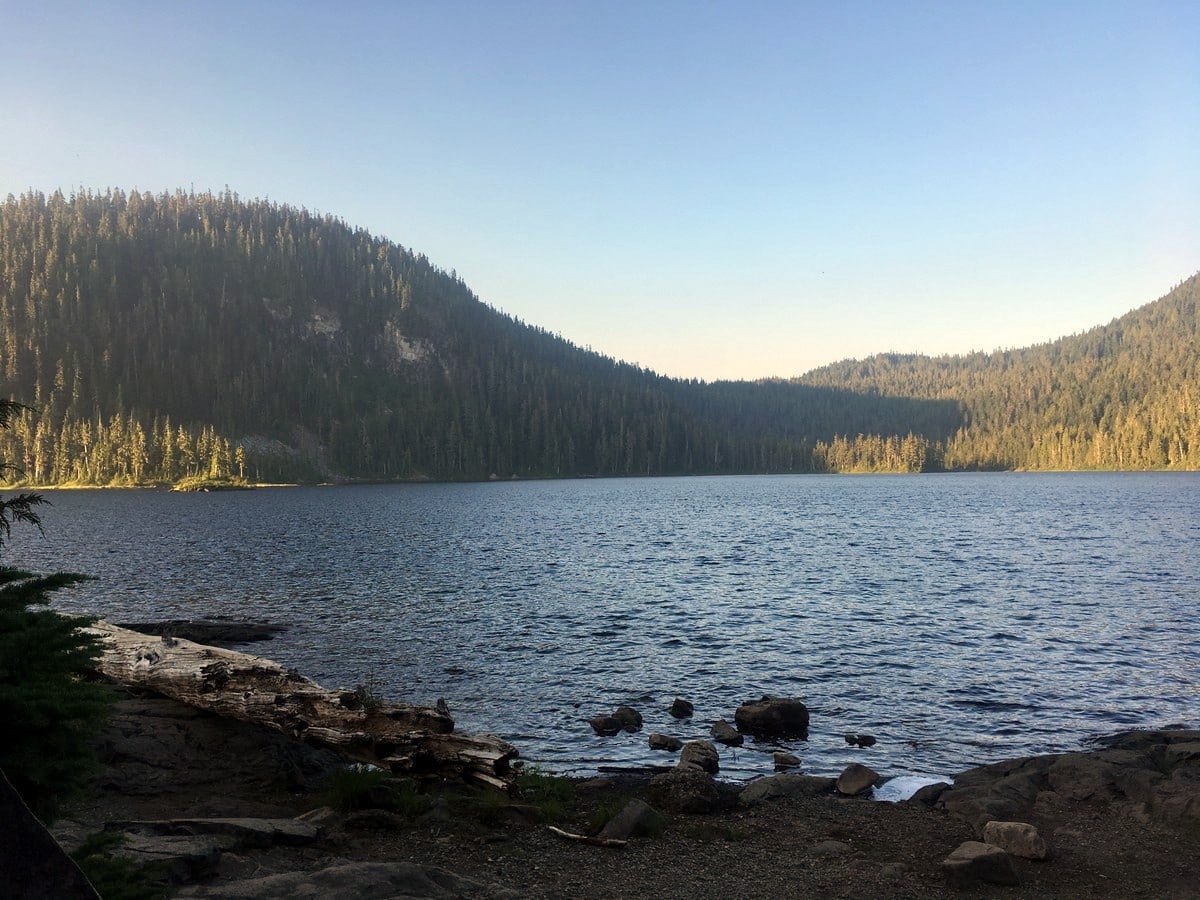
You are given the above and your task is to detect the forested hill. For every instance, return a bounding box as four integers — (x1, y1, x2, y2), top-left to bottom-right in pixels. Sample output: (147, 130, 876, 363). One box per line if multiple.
(799, 274, 1200, 470)
(1, 189, 1193, 484)
(0, 189, 959, 484)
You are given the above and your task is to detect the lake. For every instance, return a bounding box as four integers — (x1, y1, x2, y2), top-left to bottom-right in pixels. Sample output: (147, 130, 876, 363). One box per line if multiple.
(6, 473, 1198, 782)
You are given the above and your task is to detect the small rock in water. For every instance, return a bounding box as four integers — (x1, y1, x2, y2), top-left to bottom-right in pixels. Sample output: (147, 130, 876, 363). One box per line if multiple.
(773, 752, 801, 770)
(844, 733, 877, 748)
(613, 706, 643, 732)
(648, 733, 683, 752)
(589, 716, 622, 737)
(734, 696, 809, 737)
(710, 720, 743, 746)
(669, 698, 695, 718)
(836, 763, 881, 796)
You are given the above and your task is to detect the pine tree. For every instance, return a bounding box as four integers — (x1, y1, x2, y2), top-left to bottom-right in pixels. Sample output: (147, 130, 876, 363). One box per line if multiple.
(0, 398, 111, 822)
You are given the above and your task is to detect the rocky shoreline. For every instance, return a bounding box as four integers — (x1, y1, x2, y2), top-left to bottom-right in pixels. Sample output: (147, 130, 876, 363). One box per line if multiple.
(29, 686, 1198, 899)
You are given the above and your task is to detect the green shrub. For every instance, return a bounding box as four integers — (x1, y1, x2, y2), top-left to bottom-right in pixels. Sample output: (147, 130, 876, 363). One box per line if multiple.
(322, 765, 388, 811)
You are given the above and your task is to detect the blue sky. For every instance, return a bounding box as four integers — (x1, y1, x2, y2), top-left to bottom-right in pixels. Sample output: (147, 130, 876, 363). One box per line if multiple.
(4, 1, 1197, 380)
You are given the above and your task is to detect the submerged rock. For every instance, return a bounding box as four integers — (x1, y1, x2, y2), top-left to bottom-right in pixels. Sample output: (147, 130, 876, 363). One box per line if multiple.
(589, 716, 622, 737)
(648, 733, 683, 752)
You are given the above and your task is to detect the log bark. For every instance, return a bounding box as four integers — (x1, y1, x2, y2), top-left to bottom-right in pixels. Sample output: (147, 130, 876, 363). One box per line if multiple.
(85, 621, 518, 786)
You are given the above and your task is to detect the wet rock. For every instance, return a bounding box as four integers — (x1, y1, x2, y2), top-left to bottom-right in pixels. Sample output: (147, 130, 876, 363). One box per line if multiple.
(733, 697, 809, 738)
(983, 820, 1049, 860)
(669, 698, 695, 718)
(597, 798, 663, 841)
(773, 752, 801, 770)
(648, 766, 720, 814)
(589, 716, 622, 737)
(906, 781, 952, 806)
(844, 733, 877, 748)
(679, 740, 720, 775)
(710, 720, 743, 746)
(836, 763, 881, 796)
(941, 840, 1019, 885)
(648, 733, 683, 752)
(739, 774, 836, 805)
(612, 706, 643, 732)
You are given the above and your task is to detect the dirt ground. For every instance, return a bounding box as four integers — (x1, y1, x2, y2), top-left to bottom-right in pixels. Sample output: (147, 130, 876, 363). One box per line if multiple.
(53, 690, 1199, 899)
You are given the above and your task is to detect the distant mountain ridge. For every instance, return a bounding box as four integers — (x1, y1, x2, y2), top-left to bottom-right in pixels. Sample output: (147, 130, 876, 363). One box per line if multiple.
(0, 188, 1194, 483)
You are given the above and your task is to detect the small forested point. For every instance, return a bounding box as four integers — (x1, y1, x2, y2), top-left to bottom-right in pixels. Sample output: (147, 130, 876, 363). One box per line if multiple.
(0, 399, 112, 823)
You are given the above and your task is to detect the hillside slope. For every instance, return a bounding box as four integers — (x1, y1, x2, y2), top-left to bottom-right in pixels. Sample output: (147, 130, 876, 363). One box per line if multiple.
(0, 189, 956, 483)
(799, 274, 1200, 469)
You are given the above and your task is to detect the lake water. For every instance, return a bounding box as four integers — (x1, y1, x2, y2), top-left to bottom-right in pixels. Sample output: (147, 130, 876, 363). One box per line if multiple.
(6, 473, 1198, 782)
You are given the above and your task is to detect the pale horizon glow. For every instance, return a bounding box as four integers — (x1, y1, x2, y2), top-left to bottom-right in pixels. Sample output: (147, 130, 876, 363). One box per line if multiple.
(4, 1, 1197, 381)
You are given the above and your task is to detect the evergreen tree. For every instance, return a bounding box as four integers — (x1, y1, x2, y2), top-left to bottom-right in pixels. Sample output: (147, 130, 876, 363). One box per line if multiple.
(0, 398, 111, 822)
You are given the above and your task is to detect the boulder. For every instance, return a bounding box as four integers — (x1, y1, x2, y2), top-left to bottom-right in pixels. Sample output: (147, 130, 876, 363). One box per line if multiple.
(648, 766, 720, 814)
(906, 781, 952, 806)
(739, 774, 835, 805)
(982, 820, 1049, 860)
(597, 799, 663, 841)
(669, 698, 694, 718)
(733, 697, 809, 738)
(114, 832, 225, 882)
(612, 706, 643, 732)
(773, 752, 801, 770)
(938, 730, 1200, 832)
(679, 740, 720, 775)
(710, 720, 743, 746)
(648, 733, 683, 752)
(836, 763, 880, 796)
(941, 840, 1019, 886)
(589, 716, 622, 737)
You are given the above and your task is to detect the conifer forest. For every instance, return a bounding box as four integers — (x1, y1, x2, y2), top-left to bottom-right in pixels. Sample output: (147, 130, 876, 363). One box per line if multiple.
(0, 189, 1196, 485)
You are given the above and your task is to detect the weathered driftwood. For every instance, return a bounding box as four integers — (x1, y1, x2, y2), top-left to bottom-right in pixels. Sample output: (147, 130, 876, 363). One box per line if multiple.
(547, 826, 627, 848)
(86, 621, 517, 787)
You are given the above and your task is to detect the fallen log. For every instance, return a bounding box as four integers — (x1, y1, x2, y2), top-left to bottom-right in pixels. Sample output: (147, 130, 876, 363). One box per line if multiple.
(85, 621, 518, 787)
